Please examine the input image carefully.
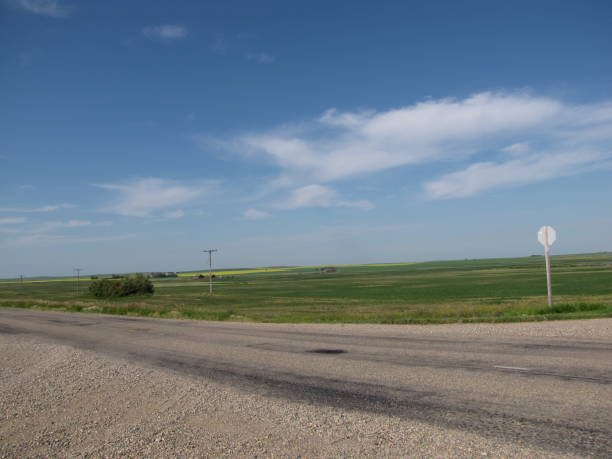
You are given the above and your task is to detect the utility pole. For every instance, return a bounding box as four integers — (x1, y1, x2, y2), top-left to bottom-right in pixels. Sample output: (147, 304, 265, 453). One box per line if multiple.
(74, 268, 82, 294)
(19, 274, 23, 284)
(202, 249, 218, 294)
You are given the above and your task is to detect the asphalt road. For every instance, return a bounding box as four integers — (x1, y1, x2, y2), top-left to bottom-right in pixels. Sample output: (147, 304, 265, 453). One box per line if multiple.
(1, 308, 611, 457)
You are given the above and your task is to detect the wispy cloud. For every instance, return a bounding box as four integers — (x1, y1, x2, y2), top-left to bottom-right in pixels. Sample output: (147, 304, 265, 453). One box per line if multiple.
(246, 52, 275, 64)
(9, 0, 71, 17)
(502, 142, 530, 156)
(424, 150, 610, 199)
(209, 91, 612, 199)
(243, 208, 270, 219)
(0, 217, 26, 224)
(30, 219, 110, 233)
(0, 203, 75, 213)
(96, 178, 210, 217)
(142, 24, 188, 40)
(278, 185, 373, 210)
(0, 219, 111, 235)
(164, 210, 185, 219)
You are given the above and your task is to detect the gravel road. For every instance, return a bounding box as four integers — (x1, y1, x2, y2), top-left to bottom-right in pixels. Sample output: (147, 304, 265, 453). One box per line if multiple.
(1, 308, 611, 458)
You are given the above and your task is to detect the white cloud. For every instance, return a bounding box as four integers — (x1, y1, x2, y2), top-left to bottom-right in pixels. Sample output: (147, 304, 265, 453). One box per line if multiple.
(279, 185, 372, 210)
(164, 210, 185, 219)
(233, 92, 567, 182)
(424, 150, 609, 199)
(142, 24, 188, 40)
(209, 91, 612, 199)
(0, 219, 111, 235)
(244, 208, 270, 219)
(0, 203, 75, 213)
(10, 0, 71, 17)
(502, 142, 530, 156)
(246, 52, 275, 64)
(96, 178, 207, 217)
(0, 217, 26, 224)
(32, 219, 93, 233)
(283, 185, 335, 209)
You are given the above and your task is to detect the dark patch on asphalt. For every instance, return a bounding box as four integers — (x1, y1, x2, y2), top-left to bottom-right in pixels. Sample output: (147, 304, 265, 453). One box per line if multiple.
(46, 318, 96, 327)
(308, 349, 347, 354)
(104, 316, 145, 322)
(0, 323, 24, 334)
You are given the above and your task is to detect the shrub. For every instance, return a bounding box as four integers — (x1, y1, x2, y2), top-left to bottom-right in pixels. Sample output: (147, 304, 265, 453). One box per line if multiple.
(536, 302, 606, 314)
(89, 274, 154, 298)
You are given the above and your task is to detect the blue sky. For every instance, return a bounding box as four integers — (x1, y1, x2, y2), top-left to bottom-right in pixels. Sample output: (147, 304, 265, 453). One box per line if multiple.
(1, 0, 611, 277)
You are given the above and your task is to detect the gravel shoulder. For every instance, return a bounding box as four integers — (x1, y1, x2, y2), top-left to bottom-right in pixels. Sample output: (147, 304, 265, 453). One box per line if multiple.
(0, 331, 577, 458)
(258, 316, 612, 339)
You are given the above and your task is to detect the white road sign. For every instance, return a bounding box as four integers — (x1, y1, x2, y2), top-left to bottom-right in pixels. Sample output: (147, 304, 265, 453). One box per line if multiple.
(537, 226, 556, 247)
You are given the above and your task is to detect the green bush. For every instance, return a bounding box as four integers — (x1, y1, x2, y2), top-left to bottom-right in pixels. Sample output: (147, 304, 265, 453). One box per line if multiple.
(89, 274, 154, 298)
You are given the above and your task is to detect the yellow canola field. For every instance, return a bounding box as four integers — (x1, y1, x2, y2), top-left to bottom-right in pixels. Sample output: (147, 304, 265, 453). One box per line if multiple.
(0, 262, 415, 284)
(178, 267, 297, 277)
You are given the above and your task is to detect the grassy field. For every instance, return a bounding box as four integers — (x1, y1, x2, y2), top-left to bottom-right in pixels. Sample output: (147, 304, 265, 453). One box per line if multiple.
(1, 253, 612, 324)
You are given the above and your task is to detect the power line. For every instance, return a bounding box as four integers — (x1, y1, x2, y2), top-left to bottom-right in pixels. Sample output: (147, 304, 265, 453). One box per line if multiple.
(202, 249, 218, 294)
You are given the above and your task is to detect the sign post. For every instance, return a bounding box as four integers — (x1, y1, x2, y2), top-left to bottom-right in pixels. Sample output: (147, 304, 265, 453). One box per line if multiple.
(537, 226, 556, 307)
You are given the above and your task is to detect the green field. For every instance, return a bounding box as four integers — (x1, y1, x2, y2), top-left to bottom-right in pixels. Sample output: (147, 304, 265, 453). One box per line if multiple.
(1, 253, 612, 324)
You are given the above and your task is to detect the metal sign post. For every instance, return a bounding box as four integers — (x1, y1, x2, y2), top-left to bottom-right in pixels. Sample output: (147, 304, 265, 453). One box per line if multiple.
(537, 226, 556, 307)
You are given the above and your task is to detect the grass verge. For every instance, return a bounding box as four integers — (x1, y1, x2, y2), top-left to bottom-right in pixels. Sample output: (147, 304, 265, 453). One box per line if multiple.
(1, 298, 611, 325)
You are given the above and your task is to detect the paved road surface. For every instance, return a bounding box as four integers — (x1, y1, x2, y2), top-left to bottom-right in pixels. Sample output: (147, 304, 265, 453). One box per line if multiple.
(1, 308, 611, 457)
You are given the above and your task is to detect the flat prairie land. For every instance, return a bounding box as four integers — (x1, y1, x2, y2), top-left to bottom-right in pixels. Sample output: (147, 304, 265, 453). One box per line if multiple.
(1, 253, 612, 324)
